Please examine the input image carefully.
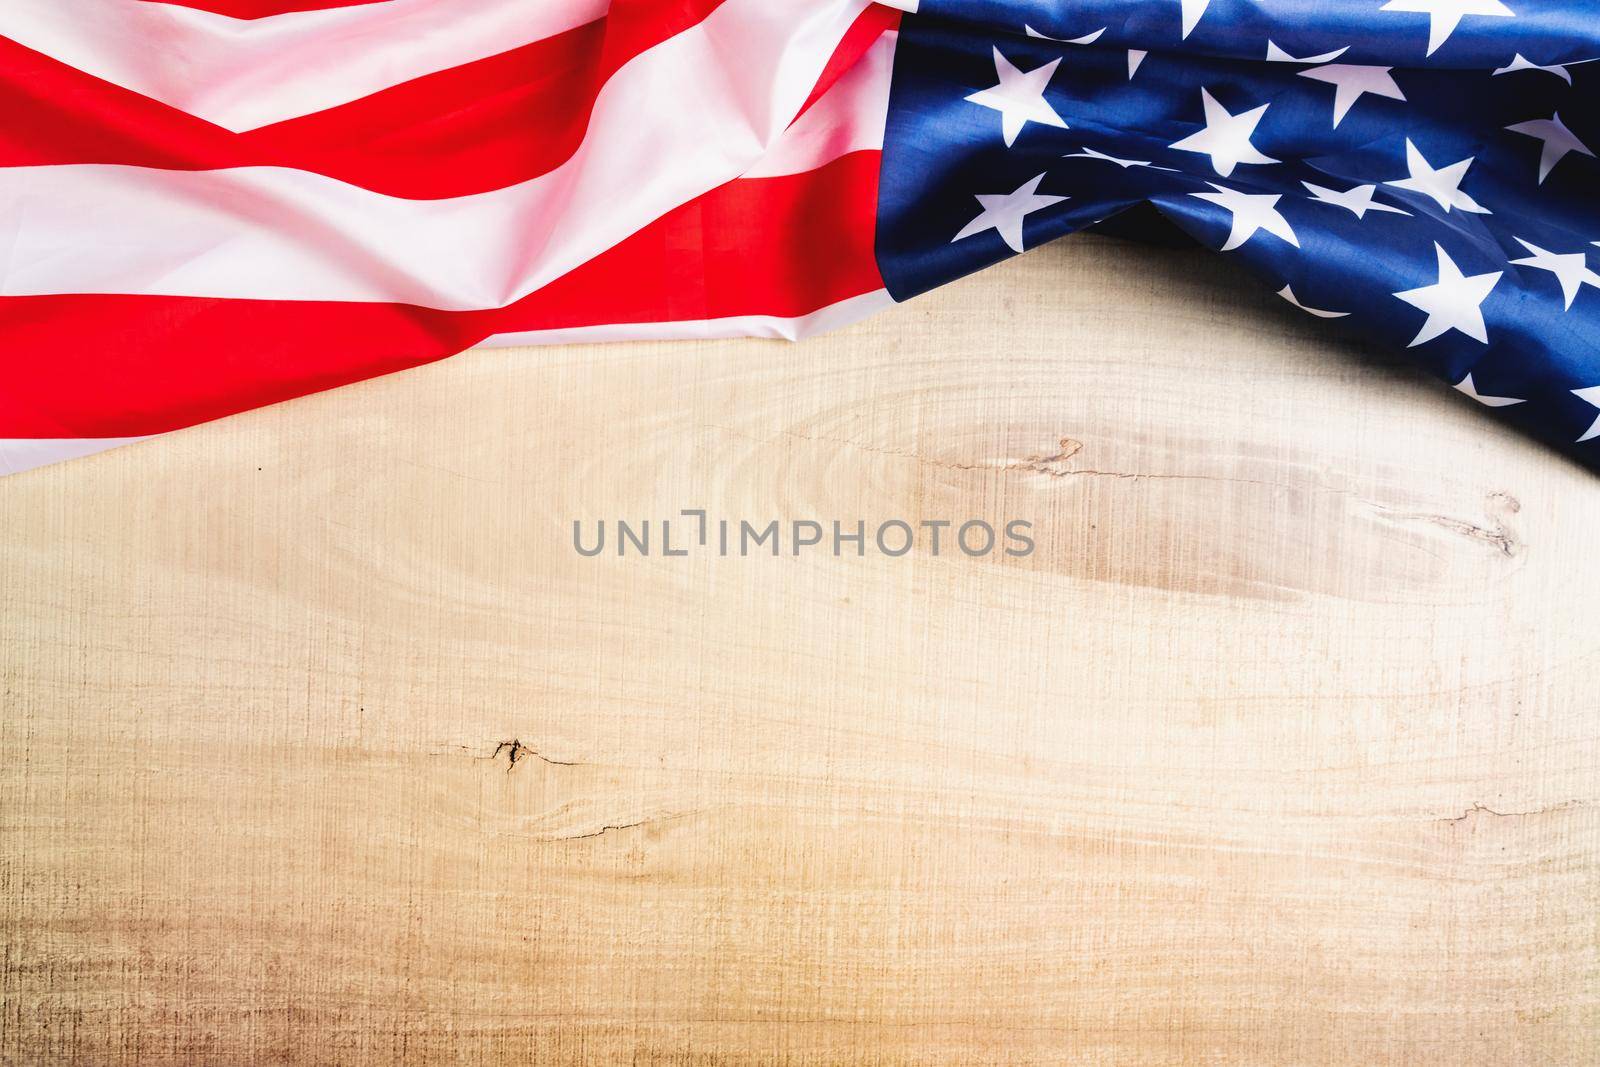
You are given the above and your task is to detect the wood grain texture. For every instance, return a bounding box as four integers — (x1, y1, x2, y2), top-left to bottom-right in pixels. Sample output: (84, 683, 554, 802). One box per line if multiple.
(3, 237, 1598, 1066)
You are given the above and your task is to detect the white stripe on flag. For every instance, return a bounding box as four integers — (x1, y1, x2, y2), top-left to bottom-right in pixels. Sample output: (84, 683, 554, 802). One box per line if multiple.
(0, 436, 150, 476)
(478, 289, 895, 346)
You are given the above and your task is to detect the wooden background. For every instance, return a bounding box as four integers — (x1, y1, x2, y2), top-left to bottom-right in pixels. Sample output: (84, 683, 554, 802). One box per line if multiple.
(3, 237, 1598, 1065)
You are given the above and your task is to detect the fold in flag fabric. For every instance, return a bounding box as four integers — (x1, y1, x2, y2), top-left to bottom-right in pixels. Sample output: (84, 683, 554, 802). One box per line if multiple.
(2, 0, 1598, 474)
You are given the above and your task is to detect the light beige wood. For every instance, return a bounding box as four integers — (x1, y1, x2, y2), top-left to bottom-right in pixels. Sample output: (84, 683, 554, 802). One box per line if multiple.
(3, 237, 1598, 1066)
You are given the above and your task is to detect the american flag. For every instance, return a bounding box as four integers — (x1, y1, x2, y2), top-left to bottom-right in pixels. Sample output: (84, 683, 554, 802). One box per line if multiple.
(2, 0, 1597, 474)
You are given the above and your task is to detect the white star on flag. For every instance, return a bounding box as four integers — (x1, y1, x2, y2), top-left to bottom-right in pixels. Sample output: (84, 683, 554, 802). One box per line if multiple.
(1265, 41, 1351, 63)
(1509, 238, 1600, 309)
(952, 173, 1067, 253)
(1302, 181, 1411, 219)
(1064, 147, 1177, 170)
(1191, 183, 1299, 251)
(1277, 285, 1350, 318)
(1574, 387, 1600, 442)
(1297, 65, 1406, 128)
(1379, 0, 1515, 57)
(1023, 25, 1106, 44)
(1181, 0, 1211, 39)
(1493, 54, 1572, 84)
(1453, 373, 1525, 406)
(965, 48, 1068, 147)
(1504, 113, 1594, 184)
(1128, 50, 1147, 78)
(1393, 243, 1501, 346)
(1386, 140, 1490, 214)
(1169, 89, 1278, 177)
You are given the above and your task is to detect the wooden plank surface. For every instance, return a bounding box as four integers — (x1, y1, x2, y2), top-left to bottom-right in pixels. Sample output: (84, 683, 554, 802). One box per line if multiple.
(3, 237, 1598, 1065)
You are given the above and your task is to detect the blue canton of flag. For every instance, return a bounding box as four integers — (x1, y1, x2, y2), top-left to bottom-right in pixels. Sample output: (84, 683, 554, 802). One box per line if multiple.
(876, 0, 1600, 469)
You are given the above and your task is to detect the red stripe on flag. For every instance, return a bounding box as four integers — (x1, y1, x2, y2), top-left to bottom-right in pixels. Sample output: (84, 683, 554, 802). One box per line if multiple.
(142, 0, 391, 16)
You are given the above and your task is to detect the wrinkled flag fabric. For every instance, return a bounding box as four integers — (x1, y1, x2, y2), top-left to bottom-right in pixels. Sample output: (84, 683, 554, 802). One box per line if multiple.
(1, 0, 1597, 474)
